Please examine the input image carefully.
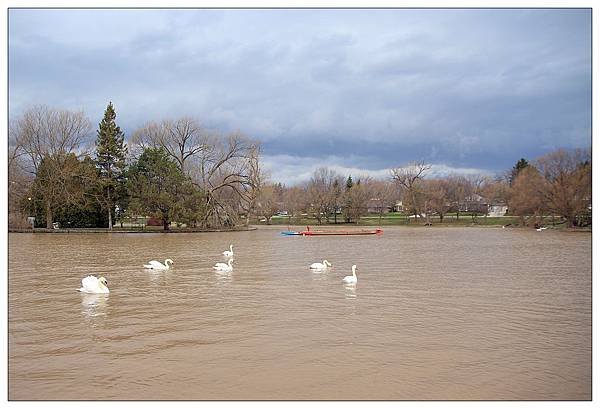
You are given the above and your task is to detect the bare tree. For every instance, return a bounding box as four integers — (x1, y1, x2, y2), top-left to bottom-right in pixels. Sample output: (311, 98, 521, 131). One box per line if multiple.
(422, 179, 450, 223)
(129, 121, 162, 157)
(12, 106, 92, 228)
(238, 144, 264, 226)
(306, 167, 343, 225)
(465, 174, 488, 222)
(342, 177, 373, 224)
(446, 175, 471, 220)
(254, 182, 282, 225)
(131, 118, 263, 228)
(360, 179, 395, 225)
(466, 174, 486, 196)
(534, 148, 591, 227)
(8, 141, 34, 228)
(194, 131, 261, 228)
(13, 105, 92, 171)
(282, 185, 305, 225)
(390, 161, 431, 221)
(480, 175, 511, 203)
(131, 117, 212, 175)
(331, 178, 343, 224)
(509, 166, 546, 226)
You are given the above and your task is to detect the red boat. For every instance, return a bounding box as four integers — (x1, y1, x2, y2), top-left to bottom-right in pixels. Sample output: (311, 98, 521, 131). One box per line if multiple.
(298, 226, 383, 236)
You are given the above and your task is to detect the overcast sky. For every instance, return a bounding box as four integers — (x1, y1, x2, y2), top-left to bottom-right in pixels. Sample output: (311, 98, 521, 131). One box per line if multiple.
(8, 8, 591, 185)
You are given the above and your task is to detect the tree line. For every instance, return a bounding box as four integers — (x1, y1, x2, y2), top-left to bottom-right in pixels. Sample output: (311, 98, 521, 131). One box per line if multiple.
(253, 154, 591, 228)
(8, 103, 591, 230)
(9, 104, 261, 230)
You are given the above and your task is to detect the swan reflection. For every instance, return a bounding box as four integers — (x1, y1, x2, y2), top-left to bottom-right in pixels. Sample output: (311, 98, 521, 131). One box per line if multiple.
(147, 268, 173, 285)
(311, 271, 327, 281)
(215, 270, 233, 285)
(80, 293, 109, 318)
(344, 283, 357, 299)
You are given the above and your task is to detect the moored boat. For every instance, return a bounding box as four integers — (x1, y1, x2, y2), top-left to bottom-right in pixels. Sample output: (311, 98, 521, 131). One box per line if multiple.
(280, 230, 302, 235)
(300, 228, 383, 236)
(281, 226, 383, 236)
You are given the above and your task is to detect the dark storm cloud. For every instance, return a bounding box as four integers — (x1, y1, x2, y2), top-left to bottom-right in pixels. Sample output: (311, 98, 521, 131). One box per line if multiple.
(8, 8, 591, 183)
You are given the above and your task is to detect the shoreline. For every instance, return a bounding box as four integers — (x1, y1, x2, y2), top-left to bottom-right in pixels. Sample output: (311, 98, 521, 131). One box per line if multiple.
(272, 224, 591, 232)
(8, 226, 258, 234)
(8, 224, 590, 233)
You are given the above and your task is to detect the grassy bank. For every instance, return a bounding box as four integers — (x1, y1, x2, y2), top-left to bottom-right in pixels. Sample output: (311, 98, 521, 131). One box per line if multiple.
(10, 214, 587, 233)
(257, 213, 573, 228)
(9, 226, 257, 233)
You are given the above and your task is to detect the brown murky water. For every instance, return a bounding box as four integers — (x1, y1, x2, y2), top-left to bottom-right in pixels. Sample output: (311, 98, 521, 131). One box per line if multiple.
(8, 226, 591, 400)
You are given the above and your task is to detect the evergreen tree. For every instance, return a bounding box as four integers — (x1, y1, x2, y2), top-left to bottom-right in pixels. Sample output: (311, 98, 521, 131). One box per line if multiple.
(95, 101, 128, 229)
(343, 175, 354, 222)
(126, 147, 188, 231)
(509, 158, 529, 186)
(346, 175, 354, 190)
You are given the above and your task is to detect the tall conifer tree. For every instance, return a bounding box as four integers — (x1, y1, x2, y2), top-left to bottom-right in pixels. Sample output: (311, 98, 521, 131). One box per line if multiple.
(95, 101, 127, 229)
(509, 158, 529, 186)
(346, 175, 354, 190)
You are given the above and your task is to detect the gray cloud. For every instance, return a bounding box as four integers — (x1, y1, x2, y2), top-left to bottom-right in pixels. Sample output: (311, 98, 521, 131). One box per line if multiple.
(8, 8, 591, 184)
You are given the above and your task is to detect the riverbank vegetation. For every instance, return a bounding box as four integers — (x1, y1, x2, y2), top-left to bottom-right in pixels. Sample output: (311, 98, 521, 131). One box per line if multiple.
(9, 104, 260, 230)
(256, 214, 580, 230)
(248, 153, 590, 229)
(9, 104, 591, 231)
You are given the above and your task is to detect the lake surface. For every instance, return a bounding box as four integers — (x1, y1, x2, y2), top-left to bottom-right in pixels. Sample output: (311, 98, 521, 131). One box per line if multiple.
(8, 226, 591, 400)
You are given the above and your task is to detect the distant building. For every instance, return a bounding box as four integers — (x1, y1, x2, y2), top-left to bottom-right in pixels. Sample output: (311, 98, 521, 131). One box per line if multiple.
(488, 203, 508, 217)
(460, 193, 488, 214)
(392, 196, 507, 216)
(460, 194, 509, 216)
(367, 198, 391, 213)
(146, 217, 163, 226)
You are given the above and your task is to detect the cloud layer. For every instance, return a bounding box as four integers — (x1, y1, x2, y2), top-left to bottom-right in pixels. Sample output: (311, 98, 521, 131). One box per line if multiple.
(8, 8, 592, 184)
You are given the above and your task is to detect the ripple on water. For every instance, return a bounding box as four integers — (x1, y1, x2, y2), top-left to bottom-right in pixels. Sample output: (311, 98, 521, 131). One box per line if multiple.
(8, 227, 591, 400)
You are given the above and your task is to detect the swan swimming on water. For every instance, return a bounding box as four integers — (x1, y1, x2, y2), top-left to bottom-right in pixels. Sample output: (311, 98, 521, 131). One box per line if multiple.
(214, 258, 234, 272)
(143, 259, 174, 270)
(310, 260, 332, 270)
(222, 244, 234, 258)
(342, 265, 358, 284)
(78, 276, 109, 294)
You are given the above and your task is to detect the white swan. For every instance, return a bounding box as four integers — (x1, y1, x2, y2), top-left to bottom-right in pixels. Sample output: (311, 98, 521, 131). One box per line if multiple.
(143, 259, 174, 270)
(78, 275, 109, 294)
(342, 265, 358, 284)
(222, 244, 234, 258)
(214, 258, 233, 272)
(310, 260, 332, 270)
(536, 227, 547, 232)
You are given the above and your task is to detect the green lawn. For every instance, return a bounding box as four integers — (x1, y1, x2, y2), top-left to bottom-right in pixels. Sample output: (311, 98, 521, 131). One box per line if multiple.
(261, 213, 525, 227)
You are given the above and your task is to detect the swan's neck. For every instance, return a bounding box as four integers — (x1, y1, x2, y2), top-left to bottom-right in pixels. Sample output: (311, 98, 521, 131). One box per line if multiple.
(229, 259, 233, 266)
(230, 245, 233, 251)
(352, 267, 357, 277)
